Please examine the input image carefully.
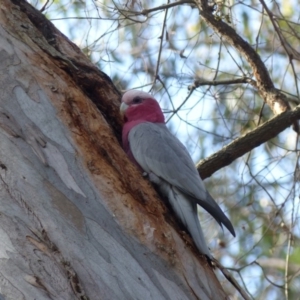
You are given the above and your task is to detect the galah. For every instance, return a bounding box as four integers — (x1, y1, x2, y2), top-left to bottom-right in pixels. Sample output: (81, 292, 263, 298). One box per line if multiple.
(120, 90, 235, 257)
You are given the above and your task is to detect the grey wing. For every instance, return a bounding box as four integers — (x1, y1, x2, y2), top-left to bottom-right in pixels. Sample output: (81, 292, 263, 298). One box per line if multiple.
(129, 123, 207, 198)
(128, 122, 235, 236)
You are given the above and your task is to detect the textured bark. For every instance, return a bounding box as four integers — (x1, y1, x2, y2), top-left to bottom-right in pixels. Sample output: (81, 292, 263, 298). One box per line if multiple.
(0, 1, 229, 299)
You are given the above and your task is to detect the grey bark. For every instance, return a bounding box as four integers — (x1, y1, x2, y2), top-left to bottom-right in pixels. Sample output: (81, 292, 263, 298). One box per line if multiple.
(0, 1, 229, 299)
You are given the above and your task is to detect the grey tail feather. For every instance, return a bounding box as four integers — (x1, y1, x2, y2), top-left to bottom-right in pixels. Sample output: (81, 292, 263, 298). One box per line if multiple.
(188, 206, 212, 258)
(168, 187, 212, 257)
(194, 192, 236, 237)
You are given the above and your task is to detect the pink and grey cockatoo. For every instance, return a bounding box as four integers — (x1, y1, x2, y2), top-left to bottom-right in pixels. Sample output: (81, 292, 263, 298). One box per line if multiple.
(120, 90, 235, 257)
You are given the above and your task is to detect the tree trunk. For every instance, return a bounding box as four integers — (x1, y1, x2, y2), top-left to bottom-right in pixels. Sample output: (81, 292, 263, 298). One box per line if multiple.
(0, 1, 228, 299)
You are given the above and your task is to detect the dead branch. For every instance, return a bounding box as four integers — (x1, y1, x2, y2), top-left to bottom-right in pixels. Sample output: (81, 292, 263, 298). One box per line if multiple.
(198, 104, 300, 179)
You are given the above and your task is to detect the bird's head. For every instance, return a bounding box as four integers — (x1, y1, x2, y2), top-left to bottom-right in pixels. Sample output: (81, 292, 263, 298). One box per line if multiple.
(120, 90, 165, 124)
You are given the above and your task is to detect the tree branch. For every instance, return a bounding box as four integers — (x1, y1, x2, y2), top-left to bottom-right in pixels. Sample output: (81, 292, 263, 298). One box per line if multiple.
(197, 104, 300, 179)
(259, 0, 300, 62)
(213, 258, 252, 300)
(150, 0, 170, 91)
(196, 0, 298, 131)
(141, 1, 194, 15)
(188, 77, 256, 89)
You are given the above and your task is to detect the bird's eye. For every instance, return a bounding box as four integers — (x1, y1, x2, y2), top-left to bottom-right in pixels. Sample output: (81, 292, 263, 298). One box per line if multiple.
(132, 96, 143, 104)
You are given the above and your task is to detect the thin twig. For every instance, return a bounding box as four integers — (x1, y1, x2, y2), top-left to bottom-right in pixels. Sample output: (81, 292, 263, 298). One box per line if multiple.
(189, 77, 256, 90)
(156, 76, 176, 112)
(285, 227, 292, 299)
(260, 0, 300, 61)
(110, 0, 194, 17)
(40, 0, 50, 12)
(112, 0, 149, 23)
(166, 88, 195, 123)
(256, 102, 265, 126)
(255, 6, 264, 52)
(284, 150, 300, 299)
(141, 1, 194, 15)
(253, 262, 285, 289)
(212, 258, 252, 300)
(212, 40, 222, 81)
(150, 0, 170, 91)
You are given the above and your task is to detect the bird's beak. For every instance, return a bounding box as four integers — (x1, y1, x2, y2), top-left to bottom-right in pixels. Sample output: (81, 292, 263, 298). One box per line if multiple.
(120, 102, 129, 116)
